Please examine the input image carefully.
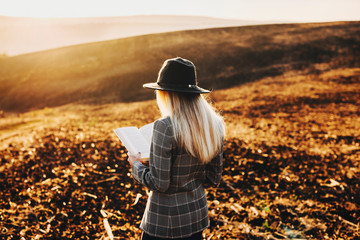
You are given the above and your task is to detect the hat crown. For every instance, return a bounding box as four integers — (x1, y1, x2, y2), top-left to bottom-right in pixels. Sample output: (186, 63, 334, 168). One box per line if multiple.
(143, 57, 210, 94)
(157, 57, 197, 87)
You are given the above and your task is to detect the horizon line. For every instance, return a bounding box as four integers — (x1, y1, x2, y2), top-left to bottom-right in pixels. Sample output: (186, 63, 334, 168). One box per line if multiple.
(0, 13, 358, 23)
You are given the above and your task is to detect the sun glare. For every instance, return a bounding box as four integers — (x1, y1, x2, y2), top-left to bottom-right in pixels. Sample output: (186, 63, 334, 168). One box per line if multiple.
(0, 0, 133, 18)
(0, 0, 359, 21)
(0, 0, 186, 19)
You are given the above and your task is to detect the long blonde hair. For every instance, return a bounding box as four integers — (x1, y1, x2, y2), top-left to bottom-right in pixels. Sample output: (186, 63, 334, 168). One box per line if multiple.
(156, 90, 225, 163)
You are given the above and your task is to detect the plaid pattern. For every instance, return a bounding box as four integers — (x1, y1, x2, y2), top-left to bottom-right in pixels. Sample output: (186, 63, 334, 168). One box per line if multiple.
(132, 117, 223, 239)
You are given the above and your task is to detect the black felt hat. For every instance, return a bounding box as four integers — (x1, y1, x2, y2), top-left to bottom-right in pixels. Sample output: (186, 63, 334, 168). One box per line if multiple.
(143, 57, 210, 94)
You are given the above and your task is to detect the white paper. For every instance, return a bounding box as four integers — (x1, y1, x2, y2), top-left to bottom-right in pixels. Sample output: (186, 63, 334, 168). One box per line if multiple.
(139, 122, 154, 144)
(113, 122, 154, 160)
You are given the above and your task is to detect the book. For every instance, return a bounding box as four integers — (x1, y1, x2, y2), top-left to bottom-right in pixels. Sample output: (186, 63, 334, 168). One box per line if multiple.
(113, 122, 154, 160)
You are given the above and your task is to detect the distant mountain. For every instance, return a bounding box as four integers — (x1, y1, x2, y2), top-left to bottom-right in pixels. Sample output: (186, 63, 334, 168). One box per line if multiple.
(0, 15, 270, 56)
(0, 21, 359, 112)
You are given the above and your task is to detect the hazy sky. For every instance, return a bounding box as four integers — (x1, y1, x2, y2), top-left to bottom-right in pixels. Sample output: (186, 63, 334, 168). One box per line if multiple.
(0, 0, 359, 22)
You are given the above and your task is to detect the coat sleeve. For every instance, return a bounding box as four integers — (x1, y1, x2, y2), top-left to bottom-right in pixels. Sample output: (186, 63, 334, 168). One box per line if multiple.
(131, 118, 173, 192)
(204, 144, 223, 186)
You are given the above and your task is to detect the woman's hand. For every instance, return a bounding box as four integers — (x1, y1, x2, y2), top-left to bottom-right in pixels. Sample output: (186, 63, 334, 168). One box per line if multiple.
(127, 152, 141, 166)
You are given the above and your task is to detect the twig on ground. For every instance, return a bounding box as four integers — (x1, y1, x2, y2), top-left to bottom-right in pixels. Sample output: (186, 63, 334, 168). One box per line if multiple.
(132, 193, 142, 206)
(96, 176, 119, 184)
(103, 218, 114, 240)
(339, 216, 359, 230)
(83, 192, 98, 199)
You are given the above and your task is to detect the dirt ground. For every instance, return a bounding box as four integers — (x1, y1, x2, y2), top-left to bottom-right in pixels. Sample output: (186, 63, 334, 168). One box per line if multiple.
(0, 67, 359, 239)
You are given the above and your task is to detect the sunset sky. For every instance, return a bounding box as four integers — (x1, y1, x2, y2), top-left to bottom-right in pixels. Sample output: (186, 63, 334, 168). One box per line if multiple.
(0, 0, 359, 22)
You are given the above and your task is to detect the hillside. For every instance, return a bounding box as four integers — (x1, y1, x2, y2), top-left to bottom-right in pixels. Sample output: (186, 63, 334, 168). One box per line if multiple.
(0, 21, 360, 112)
(0, 15, 264, 56)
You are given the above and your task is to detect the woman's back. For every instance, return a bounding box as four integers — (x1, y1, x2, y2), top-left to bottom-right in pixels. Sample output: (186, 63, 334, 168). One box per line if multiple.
(128, 57, 224, 239)
(156, 90, 224, 164)
(148, 117, 223, 194)
(132, 116, 223, 238)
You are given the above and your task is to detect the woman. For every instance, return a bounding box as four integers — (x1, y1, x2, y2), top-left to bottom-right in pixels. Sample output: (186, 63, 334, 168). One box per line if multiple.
(128, 57, 225, 240)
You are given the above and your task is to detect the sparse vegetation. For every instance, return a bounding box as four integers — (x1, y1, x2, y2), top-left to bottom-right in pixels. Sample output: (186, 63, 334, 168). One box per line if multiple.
(1, 65, 359, 239)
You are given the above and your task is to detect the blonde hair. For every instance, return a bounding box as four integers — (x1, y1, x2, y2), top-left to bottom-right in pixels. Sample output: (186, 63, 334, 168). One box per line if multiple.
(156, 90, 225, 163)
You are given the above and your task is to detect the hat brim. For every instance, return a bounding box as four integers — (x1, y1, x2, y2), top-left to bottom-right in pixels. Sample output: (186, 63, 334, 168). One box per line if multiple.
(143, 82, 210, 94)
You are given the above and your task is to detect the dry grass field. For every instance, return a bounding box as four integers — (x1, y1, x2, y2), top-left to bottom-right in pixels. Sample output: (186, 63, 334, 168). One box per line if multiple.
(0, 21, 360, 239)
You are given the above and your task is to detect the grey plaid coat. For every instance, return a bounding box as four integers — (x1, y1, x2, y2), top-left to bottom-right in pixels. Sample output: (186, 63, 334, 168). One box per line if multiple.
(132, 117, 223, 239)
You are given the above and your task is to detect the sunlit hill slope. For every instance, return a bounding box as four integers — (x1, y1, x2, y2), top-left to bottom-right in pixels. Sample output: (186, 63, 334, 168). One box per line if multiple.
(0, 21, 359, 112)
(0, 15, 266, 56)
